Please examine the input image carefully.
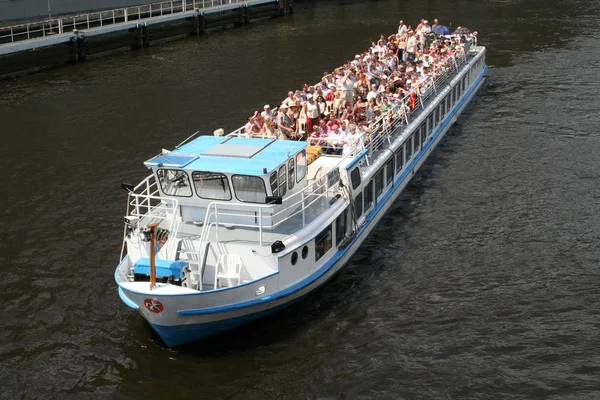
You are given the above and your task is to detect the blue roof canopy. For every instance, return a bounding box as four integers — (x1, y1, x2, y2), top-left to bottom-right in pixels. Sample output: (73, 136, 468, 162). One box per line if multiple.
(146, 136, 307, 175)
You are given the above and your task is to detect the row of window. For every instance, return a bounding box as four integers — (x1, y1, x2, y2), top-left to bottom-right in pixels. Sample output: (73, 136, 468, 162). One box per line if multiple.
(298, 64, 480, 266)
(349, 72, 471, 219)
(157, 150, 307, 203)
(157, 169, 269, 203)
(270, 151, 307, 198)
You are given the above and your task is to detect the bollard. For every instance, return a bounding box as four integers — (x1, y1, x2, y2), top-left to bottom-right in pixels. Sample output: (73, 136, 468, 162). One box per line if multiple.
(142, 24, 150, 47)
(76, 34, 86, 61)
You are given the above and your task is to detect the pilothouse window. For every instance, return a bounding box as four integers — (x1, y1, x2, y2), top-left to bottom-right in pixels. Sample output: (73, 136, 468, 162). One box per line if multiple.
(192, 171, 231, 201)
(157, 169, 192, 197)
(278, 165, 287, 197)
(288, 158, 295, 190)
(296, 150, 307, 183)
(232, 175, 267, 203)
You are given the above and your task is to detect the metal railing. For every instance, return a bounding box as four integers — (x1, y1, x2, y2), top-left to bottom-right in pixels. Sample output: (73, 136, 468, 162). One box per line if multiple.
(0, 0, 252, 44)
(364, 42, 472, 158)
(126, 174, 181, 234)
(195, 162, 346, 278)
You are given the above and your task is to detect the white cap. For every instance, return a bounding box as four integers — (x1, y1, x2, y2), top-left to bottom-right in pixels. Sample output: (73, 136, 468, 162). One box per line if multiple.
(280, 104, 288, 109)
(306, 93, 313, 99)
(264, 104, 270, 109)
(213, 128, 224, 137)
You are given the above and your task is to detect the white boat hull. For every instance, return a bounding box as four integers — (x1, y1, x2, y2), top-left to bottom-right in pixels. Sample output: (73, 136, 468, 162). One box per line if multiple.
(116, 62, 488, 347)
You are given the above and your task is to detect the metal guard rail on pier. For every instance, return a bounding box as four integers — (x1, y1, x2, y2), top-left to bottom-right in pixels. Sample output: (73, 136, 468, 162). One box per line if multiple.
(0, 0, 256, 44)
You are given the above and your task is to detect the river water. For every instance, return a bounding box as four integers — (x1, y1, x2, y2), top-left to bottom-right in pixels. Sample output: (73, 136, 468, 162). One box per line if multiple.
(2, 0, 600, 398)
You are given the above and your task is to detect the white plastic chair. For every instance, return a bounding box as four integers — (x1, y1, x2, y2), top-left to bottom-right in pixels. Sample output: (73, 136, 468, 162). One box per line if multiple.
(214, 254, 242, 289)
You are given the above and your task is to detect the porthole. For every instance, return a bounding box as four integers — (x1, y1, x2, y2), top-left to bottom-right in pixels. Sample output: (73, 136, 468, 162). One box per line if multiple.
(291, 252, 298, 265)
(301, 246, 309, 259)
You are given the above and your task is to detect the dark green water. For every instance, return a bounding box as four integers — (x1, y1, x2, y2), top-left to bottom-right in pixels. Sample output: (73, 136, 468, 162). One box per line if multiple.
(2, 0, 600, 398)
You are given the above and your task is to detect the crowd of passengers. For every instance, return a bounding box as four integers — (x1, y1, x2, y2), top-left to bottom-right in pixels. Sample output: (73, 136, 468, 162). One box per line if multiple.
(241, 18, 476, 155)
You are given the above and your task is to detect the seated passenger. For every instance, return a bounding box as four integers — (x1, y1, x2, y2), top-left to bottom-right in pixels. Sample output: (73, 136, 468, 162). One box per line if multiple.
(326, 124, 347, 155)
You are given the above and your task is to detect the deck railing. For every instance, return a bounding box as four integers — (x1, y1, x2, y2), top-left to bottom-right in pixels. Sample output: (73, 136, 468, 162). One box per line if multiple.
(0, 0, 252, 44)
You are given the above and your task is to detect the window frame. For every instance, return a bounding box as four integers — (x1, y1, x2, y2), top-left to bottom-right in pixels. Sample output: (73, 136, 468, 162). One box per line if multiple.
(269, 171, 278, 196)
(314, 224, 333, 262)
(335, 209, 348, 246)
(288, 158, 295, 191)
(406, 135, 414, 160)
(191, 171, 232, 201)
(364, 180, 373, 213)
(395, 147, 404, 173)
(355, 192, 363, 219)
(386, 157, 394, 186)
(278, 165, 287, 197)
(156, 168, 193, 197)
(231, 174, 268, 204)
(375, 168, 384, 199)
(350, 167, 362, 190)
(296, 150, 307, 183)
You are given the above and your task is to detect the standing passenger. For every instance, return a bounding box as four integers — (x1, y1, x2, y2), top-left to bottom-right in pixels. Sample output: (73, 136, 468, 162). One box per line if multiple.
(277, 104, 294, 140)
(303, 93, 320, 134)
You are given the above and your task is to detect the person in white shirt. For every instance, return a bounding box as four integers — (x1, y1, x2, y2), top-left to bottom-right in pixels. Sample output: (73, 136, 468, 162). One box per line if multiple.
(398, 19, 407, 36)
(261, 105, 273, 119)
(302, 93, 320, 134)
(406, 31, 417, 61)
(420, 20, 432, 47)
(343, 123, 363, 155)
(326, 124, 347, 155)
(339, 70, 356, 107)
(366, 84, 378, 101)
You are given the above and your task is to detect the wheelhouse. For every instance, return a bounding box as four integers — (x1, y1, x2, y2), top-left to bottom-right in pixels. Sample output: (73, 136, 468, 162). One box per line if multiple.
(144, 136, 308, 225)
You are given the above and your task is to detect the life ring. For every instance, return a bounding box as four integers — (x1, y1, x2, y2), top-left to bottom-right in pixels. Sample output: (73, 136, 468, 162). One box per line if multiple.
(144, 298, 164, 313)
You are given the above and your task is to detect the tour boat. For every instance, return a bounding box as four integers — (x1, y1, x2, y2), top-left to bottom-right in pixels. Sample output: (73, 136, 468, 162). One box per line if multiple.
(115, 39, 487, 347)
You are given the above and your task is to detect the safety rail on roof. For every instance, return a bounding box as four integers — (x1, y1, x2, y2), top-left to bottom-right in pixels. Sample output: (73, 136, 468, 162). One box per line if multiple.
(0, 0, 252, 44)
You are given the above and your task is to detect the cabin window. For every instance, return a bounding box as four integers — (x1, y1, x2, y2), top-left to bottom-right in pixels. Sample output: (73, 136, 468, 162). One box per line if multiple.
(375, 168, 384, 199)
(192, 171, 232, 201)
(414, 130, 421, 153)
(440, 100, 445, 119)
(445, 94, 451, 114)
(296, 150, 307, 183)
(364, 180, 373, 213)
(433, 107, 439, 127)
(386, 158, 394, 186)
(157, 169, 192, 197)
(336, 209, 348, 246)
(270, 171, 278, 196)
(278, 165, 287, 197)
(288, 158, 295, 190)
(406, 136, 413, 160)
(355, 192, 363, 218)
(420, 123, 427, 147)
(231, 175, 267, 203)
(350, 167, 361, 190)
(428, 114, 433, 136)
(315, 224, 333, 262)
(395, 147, 404, 173)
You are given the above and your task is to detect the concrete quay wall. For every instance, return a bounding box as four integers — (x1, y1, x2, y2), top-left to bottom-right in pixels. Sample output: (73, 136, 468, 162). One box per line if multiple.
(0, 0, 293, 80)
